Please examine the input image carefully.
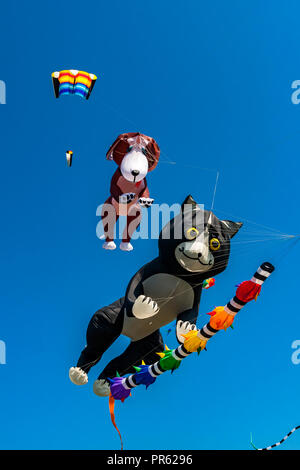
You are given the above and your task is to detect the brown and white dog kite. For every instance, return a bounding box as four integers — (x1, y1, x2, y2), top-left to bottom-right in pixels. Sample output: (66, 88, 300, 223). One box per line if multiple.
(101, 132, 160, 251)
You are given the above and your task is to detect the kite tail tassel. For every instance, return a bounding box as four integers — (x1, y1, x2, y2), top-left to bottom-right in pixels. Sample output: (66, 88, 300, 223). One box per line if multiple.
(250, 433, 259, 450)
(108, 394, 124, 451)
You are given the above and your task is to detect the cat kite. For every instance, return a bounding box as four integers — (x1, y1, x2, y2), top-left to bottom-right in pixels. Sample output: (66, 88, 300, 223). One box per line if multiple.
(100, 132, 160, 251)
(69, 195, 242, 394)
(51, 70, 97, 99)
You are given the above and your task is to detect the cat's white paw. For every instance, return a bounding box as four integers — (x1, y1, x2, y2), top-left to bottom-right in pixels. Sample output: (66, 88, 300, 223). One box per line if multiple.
(120, 242, 133, 251)
(69, 367, 88, 385)
(93, 379, 111, 397)
(103, 241, 116, 250)
(176, 320, 197, 344)
(132, 295, 160, 319)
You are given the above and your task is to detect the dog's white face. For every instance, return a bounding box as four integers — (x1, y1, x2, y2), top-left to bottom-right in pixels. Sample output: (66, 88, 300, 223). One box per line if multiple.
(120, 149, 149, 182)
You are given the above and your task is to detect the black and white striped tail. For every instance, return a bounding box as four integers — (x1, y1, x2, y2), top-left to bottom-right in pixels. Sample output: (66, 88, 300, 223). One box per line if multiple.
(123, 344, 193, 388)
(172, 344, 192, 361)
(251, 261, 275, 285)
(225, 261, 275, 316)
(197, 323, 219, 342)
(123, 374, 138, 390)
(252, 425, 300, 450)
(148, 361, 165, 378)
(149, 344, 192, 378)
(224, 296, 247, 316)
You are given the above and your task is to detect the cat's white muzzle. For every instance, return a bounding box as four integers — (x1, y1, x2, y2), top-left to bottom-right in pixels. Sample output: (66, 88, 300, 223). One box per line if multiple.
(175, 232, 214, 273)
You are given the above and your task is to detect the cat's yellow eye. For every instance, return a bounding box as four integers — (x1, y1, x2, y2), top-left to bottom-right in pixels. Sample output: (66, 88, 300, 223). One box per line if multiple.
(186, 227, 199, 240)
(210, 238, 220, 251)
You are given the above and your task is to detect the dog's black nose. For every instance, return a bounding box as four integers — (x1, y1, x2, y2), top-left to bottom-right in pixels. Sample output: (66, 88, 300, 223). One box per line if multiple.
(131, 170, 140, 176)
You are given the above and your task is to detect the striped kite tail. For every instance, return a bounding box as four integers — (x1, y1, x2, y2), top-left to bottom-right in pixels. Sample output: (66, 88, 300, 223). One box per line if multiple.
(251, 426, 300, 450)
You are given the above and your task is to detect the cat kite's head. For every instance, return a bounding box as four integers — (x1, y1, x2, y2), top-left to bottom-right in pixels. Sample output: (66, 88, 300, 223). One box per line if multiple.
(158, 195, 242, 281)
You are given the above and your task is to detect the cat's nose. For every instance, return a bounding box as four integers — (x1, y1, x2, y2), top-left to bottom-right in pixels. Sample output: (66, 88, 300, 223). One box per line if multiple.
(131, 170, 140, 177)
(197, 252, 202, 258)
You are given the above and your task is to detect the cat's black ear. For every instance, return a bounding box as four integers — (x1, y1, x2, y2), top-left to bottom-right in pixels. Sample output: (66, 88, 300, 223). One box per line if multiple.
(181, 194, 197, 209)
(221, 220, 243, 238)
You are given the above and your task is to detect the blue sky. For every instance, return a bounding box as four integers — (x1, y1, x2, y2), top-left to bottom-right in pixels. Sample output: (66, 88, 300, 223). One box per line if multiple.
(0, 0, 300, 450)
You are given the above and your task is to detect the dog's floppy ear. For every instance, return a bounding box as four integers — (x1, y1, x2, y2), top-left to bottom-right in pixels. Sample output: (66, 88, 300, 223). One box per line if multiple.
(144, 137, 160, 171)
(107, 133, 160, 170)
(106, 133, 139, 166)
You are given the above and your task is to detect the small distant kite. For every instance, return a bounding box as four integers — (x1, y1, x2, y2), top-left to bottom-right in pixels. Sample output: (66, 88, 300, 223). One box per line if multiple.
(66, 150, 73, 167)
(202, 277, 215, 289)
(51, 70, 97, 99)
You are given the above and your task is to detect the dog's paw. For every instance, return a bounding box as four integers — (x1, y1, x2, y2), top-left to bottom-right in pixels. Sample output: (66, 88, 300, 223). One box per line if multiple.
(119, 192, 136, 204)
(176, 320, 197, 344)
(138, 197, 154, 208)
(120, 242, 133, 251)
(103, 241, 116, 250)
(132, 295, 160, 319)
(69, 367, 88, 385)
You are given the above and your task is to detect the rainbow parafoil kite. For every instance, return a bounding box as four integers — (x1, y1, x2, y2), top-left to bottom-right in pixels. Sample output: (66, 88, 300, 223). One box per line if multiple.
(51, 70, 97, 99)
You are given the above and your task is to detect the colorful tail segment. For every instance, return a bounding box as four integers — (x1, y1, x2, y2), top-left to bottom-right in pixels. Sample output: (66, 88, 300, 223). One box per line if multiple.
(251, 426, 300, 450)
